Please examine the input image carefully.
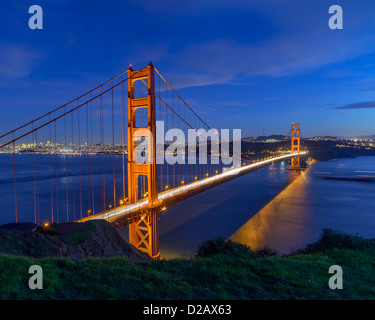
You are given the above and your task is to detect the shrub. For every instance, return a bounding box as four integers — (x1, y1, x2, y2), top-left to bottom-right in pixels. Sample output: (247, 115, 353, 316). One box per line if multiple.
(298, 228, 375, 254)
(253, 247, 278, 257)
(196, 237, 254, 258)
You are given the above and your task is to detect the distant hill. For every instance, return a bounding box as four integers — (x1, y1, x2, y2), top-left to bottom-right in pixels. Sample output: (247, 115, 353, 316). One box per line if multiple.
(355, 135, 375, 139)
(245, 134, 375, 140)
(309, 136, 338, 140)
(243, 135, 289, 142)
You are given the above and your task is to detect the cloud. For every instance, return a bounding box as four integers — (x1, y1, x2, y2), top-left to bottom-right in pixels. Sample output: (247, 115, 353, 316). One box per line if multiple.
(316, 103, 338, 108)
(160, 29, 374, 89)
(334, 101, 375, 110)
(128, 1, 375, 89)
(339, 110, 352, 115)
(359, 87, 375, 92)
(144, 8, 375, 89)
(158, 72, 233, 89)
(0, 43, 42, 84)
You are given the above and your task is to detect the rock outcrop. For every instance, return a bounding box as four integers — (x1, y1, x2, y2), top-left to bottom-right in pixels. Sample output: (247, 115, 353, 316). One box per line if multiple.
(0, 220, 151, 261)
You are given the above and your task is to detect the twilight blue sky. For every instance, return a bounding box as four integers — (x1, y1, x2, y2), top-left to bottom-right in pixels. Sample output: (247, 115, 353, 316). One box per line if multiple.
(1, 0, 375, 137)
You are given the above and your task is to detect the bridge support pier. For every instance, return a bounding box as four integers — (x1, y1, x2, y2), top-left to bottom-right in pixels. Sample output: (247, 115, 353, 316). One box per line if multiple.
(128, 208, 160, 259)
(127, 63, 160, 259)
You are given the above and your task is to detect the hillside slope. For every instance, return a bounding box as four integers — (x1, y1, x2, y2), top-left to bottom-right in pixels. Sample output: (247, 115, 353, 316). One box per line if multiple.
(0, 229, 374, 300)
(0, 220, 151, 261)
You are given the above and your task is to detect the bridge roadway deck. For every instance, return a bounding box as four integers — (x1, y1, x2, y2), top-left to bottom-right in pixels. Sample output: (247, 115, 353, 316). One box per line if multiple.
(79, 152, 307, 227)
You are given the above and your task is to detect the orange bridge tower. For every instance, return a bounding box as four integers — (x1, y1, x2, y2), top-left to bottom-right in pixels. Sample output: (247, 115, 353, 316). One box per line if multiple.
(127, 63, 160, 259)
(291, 123, 301, 170)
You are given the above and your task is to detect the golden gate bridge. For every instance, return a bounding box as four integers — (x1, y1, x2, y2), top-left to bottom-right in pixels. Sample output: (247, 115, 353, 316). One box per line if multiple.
(0, 63, 306, 259)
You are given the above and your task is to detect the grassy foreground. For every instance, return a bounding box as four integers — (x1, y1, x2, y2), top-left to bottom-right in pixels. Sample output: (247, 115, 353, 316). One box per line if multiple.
(0, 229, 374, 300)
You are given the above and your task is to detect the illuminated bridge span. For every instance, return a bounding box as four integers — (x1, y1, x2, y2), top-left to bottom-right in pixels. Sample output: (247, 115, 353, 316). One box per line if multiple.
(81, 153, 305, 225)
(0, 63, 306, 259)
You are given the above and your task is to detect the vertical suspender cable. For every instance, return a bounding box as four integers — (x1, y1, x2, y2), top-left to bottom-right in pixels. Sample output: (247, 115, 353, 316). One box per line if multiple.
(86, 102, 91, 216)
(112, 84, 116, 208)
(121, 76, 126, 202)
(12, 133, 18, 223)
(78, 105, 83, 219)
(90, 98, 95, 214)
(54, 121, 59, 222)
(64, 106, 69, 221)
(32, 127, 37, 224)
(71, 111, 76, 221)
(49, 115, 54, 223)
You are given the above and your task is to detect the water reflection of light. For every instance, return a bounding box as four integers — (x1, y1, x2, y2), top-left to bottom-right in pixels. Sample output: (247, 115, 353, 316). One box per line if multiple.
(266, 165, 278, 179)
(229, 169, 311, 254)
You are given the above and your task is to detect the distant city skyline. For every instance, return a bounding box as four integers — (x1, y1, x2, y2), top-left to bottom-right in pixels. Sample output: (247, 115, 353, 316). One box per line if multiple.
(1, 1, 375, 138)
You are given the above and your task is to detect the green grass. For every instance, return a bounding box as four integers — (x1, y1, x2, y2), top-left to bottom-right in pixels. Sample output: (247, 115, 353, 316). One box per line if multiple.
(0, 229, 374, 300)
(64, 222, 96, 246)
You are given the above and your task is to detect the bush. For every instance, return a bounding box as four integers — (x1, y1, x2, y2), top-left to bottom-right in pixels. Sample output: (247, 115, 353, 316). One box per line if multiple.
(253, 247, 278, 257)
(196, 237, 254, 258)
(298, 228, 375, 254)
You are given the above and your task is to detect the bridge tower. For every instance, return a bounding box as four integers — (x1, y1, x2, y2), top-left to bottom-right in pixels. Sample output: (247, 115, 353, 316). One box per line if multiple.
(291, 123, 301, 170)
(127, 63, 160, 259)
